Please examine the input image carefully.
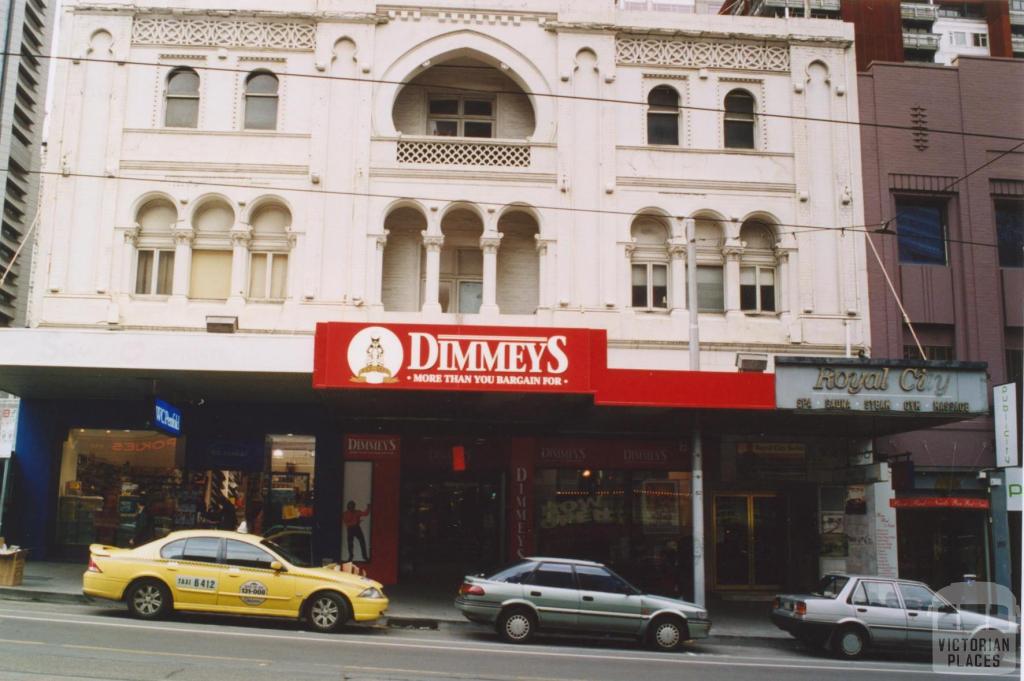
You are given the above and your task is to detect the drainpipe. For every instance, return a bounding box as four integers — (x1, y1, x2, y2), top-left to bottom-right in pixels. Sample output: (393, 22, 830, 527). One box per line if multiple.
(687, 216, 705, 608)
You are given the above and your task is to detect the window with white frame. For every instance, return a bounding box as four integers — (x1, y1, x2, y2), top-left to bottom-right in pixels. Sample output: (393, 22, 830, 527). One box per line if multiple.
(135, 249, 175, 296)
(133, 198, 178, 297)
(188, 199, 234, 300)
(739, 220, 778, 313)
(439, 248, 483, 314)
(694, 218, 725, 312)
(647, 85, 680, 146)
(951, 31, 967, 46)
(723, 89, 756, 150)
(244, 71, 279, 130)
(972, 33, 988, 48)
(428, 95, 495, 138)
(165, 67, 200, 128)
(629, 216, 670, 309)
(247, 202, 292, 301)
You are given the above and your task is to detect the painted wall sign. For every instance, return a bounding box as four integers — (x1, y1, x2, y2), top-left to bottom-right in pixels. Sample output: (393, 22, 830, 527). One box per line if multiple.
(315, 323, 596, 394)
(775, 358, 988, 415)
(889, 497, 990, 510)
(0, 398, 19, 459)
(994, 383, 1019, 468)
(154, 399, 182, 437)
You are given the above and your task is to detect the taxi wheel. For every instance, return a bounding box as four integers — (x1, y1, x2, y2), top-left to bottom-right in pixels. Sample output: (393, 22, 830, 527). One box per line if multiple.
(126, 579, 171, 620)
(497, 607, 536, 644)
(832, 624, 867, 659)
(306, 592, 350, 633)
(649, 616, 686, 652)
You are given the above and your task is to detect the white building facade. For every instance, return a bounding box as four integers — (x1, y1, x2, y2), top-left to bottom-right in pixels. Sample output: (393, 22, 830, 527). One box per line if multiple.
(7, 0, 926, 599)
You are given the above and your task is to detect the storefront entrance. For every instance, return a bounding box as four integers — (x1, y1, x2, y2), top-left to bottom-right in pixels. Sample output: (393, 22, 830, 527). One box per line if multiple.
(713, 493, 783, 589)
(399, 472, 504, 584)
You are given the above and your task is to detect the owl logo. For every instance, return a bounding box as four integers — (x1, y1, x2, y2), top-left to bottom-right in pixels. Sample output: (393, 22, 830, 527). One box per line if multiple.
(348, 327, 402, 384)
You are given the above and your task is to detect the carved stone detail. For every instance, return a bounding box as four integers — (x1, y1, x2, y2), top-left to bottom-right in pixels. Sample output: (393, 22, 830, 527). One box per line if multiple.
(172, 228, 195, 246)
(480, 234, 503, 253)
(422, 233, 445, 251)
(132, 16, 316, 51)
(616, 37, 790, 72)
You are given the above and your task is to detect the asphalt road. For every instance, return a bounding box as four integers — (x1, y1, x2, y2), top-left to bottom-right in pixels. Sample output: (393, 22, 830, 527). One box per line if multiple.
(0, 600, 1004, 681)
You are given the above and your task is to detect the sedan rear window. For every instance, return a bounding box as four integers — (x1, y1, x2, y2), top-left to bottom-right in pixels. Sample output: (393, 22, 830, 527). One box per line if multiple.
(533, 563, 575, 589)
(160, 539, 186, 560)
(812, 574, 849, 598)
(182, 537, 221, 564)
(488, 561, 538, 584)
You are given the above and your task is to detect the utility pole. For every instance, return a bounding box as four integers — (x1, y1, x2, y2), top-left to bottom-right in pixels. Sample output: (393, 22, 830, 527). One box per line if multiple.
(686, 216, 705, 608)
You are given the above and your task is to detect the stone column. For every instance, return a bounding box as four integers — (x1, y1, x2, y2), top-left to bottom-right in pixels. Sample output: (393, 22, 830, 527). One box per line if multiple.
(121, 226, 140, 297)
(480, 233, 502, 316)
(421, 233, 444, 314)
(668, 239, 687, 315)
(229, 230, 251, 303)
(535, 236, 553, 310)
(370, 230, 389, 308)
(171, 228, 194, 301)
(723, 240, 743, 318)
(622, 241, 636, 308)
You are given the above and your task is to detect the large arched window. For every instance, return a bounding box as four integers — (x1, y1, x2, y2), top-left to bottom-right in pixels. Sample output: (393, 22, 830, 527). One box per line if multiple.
(248, 202, 291, 300)
(382, 208, 427, 312)
(630, 216, 670, 309)
(189, 199, 234, 300)
(497, 211, 540, 314)
(739, 220, 778, 313)
(165, 68, 200, 128)
(647, 86, 680, 146)
(134, 198, 177, 296)
(434, 209, 484, 313)
(724, 89, 756, 150)
(244, 71, 279, 130)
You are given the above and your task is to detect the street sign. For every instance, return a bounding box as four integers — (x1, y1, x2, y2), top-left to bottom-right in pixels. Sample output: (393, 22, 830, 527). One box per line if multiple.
(1007, 468, 1023, 513)
(0, 398, 19, 459)
(154, 399, 182, 437)
(994, 383, 1019, 468)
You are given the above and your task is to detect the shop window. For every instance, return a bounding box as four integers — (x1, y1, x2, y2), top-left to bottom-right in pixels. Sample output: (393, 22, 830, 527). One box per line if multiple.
(189, 250, 232, 300)
(135, 249, 175, 296)
(265, 434, 316, 536)
(533, 563, 576, 589)
(428, 95, 495, 138)
(996, 199, 1024, 268)
(647, 85, 680, 146)
(896, 198, 948, 265)
(165, 67, 199, 128)
(182, 537, 221, 564)
(225, 539, 276, 569)
(244, 71, 279, 131)
(249, 252, 288, 300)
(724, 89, 756, 150)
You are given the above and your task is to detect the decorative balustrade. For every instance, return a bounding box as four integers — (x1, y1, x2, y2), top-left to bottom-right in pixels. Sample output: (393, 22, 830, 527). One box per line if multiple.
(396, 138, 531, 168)
(901, 3, 938, 21)
(902, 32, 940, 50)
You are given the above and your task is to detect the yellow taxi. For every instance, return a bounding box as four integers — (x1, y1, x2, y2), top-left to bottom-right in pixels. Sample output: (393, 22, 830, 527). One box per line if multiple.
(83, 530, 388, 632)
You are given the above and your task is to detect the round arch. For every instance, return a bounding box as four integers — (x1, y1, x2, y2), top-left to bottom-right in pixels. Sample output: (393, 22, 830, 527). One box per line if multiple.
(129, 191, 179, 224)
(375, 30, 554, 142)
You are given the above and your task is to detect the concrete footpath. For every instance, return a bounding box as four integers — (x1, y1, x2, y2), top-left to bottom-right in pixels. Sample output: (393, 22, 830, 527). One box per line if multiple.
(1, 560, 787, 641)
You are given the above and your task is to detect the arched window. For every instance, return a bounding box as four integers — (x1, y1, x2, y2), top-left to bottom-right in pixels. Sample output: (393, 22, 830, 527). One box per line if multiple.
(244, 71, 279, 130)
(647, 86, 680, 146)
(134, 198, 177, 296)
(497, 211, 540, 314)
(724, 90, 756, 150)
(189, 199, 234, 300)
(695, 218, 725, 312)
(739, 220, 777, 313)
(630, 216, 670, 309)
(433, 209, 484, 313)
(248, 202, 291, 300)
(165, 68, 200, 128)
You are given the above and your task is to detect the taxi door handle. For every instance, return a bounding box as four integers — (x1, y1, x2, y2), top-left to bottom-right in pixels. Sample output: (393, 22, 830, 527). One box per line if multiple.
(530, 591, 542, 597)
(227, 568, 241, 578)
(166, 562, 179, 572)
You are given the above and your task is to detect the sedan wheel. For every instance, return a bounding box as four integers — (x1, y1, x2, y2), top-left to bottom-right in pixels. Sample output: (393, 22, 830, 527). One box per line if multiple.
(833, 625, 866, 659)
(307, 592, 348, 633)
(497, 609, 535, 644)
(650, 618, 685, 652)
(127, 580, 170, 620)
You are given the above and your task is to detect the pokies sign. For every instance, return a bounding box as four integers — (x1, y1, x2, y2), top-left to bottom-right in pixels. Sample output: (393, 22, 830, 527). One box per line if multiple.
(314, 323, 600, 394)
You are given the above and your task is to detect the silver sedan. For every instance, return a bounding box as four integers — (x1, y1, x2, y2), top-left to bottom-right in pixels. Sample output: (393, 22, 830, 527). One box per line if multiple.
(454, 557, 710, 651)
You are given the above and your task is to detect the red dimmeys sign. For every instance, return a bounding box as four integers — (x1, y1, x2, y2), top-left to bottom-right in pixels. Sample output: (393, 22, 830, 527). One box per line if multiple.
(314, 323, 602, 394)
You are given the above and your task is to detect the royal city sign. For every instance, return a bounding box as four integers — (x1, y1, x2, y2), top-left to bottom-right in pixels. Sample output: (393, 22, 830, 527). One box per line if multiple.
(775, 357, 989, 415)
(314, 323, 600, 394)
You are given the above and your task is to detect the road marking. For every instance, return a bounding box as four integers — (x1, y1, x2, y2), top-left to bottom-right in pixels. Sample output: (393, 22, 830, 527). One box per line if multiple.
(0, 638, 44, 646)
(0, 610, 957, 677)
(345, 665, 592, 681)
(60, 643, 272, 664)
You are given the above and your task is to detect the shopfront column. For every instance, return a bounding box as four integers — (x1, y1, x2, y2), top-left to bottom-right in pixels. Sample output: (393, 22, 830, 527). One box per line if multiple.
(479, 234, 502, 317)
(228, 230, 251, 304)
(171, 228, 194, 301)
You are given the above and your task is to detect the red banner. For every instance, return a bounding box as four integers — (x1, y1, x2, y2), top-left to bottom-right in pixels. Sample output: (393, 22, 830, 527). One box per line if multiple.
(315, 323, 599, 394)
(890, 497, 990, 510)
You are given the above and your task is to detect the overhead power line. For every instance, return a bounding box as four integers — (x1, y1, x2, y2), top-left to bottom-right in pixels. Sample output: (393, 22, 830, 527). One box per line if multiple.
(11, 49, 1024, 143)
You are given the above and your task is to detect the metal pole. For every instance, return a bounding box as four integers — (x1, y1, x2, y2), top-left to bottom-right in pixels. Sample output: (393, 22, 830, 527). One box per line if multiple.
(686, 217, 705, 607)
(0, 459, 10, 538)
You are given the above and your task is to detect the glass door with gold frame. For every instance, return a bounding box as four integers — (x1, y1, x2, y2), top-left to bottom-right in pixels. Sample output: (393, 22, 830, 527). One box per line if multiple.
(713, 493, 782, 589)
